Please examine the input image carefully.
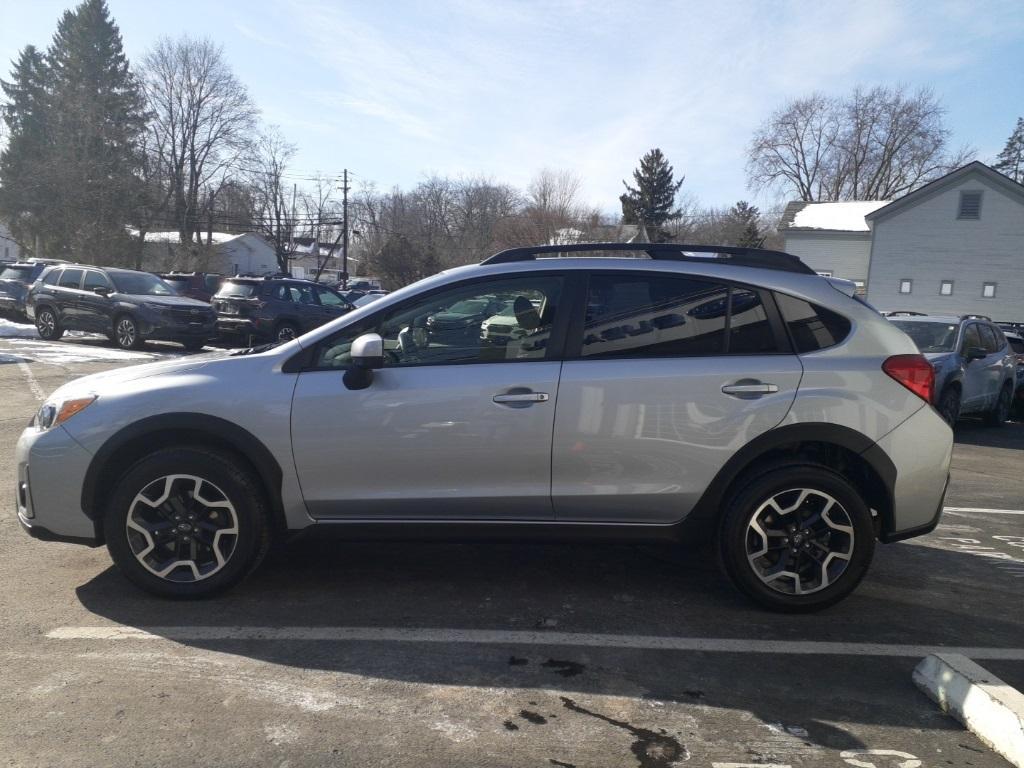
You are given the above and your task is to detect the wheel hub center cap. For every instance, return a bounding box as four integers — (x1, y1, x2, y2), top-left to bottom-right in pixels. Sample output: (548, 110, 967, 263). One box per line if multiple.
(177, 522, 192, 532)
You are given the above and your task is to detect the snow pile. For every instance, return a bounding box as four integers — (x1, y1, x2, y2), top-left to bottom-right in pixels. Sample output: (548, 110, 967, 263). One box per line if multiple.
(0, 317, 37, 338)
(127, 229, 245, 245)
(791, 201, 890, 232)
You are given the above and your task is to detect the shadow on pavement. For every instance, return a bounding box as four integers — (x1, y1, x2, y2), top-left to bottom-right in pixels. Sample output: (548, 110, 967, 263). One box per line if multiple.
(954, 419, 1024, 449)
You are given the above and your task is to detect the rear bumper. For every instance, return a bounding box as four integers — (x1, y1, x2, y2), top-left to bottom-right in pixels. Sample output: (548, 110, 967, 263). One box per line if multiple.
(141, 320, 217, 342)
(0, 295, 25, 316)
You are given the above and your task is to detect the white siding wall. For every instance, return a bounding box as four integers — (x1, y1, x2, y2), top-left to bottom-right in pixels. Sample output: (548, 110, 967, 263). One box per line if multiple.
(0, 221, 21, 262)
(867, 174, 1024, 318)
(210, 235, 276, 276)
(783, 231, 872, 283)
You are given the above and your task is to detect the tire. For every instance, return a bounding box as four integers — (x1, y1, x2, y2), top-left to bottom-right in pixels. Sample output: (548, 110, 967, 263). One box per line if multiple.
(937, 386, 961, 427)
(718, 463, 876, 612)
(983, 383, 1013, 427)
(182, 339, 206, 352)
(35, 306, 64, 341)
(104, 446, 271, 598)
(113, 314, 144, 350)
(274, 321, 299, 342)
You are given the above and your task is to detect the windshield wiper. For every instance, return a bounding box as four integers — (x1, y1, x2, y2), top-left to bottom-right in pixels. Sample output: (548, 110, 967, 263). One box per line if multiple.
(229, 341, 283, 356)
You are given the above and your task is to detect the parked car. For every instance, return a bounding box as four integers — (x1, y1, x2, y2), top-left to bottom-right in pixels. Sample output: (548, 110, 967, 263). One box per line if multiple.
(0, 259, 70, 322)
(213, 276, 354, 344)
(15, 242, 954, 611)
(1005, 330, 1024, 417)
(26, 265, 216, 350)
(352, 293, 386, 308)
(425, 297, 504, 344)
(888, 313, 1017, 426)
(159, 272, 223, 303)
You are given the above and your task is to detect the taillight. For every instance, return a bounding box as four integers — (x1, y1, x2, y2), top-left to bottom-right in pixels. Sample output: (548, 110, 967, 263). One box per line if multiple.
(882, 354, 935, 404)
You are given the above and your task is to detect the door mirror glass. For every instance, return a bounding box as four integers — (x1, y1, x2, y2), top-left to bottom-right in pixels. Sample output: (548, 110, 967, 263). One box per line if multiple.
(350, 333, 384, 369)
(965, 346, 987, 362)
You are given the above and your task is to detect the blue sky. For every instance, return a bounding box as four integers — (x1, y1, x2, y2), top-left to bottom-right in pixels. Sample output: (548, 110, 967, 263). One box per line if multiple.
(2, 0, 1023, 215)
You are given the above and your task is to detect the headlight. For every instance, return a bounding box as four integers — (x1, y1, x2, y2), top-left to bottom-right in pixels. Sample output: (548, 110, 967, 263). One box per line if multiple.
(36, 396, 97, 430)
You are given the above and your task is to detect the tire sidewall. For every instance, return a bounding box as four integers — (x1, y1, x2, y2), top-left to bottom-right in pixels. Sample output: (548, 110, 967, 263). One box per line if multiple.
(104, 448, 268, 598)
(36, 307, 61, 340)
(719, 464, 876, 612)
(939, 387, 960, 426)
(114, 314, 140, 350)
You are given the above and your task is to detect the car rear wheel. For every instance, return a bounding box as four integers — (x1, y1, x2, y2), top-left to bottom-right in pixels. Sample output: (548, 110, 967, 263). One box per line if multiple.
(984, 383, 1013, 427)
(275, 322, 299, 342)
(35, 307, 64, 341)
(719, 464, 875, 612)
(104, 447, 271, 598)
(114, 315, 143, 350)
(937, 386, 960, 427)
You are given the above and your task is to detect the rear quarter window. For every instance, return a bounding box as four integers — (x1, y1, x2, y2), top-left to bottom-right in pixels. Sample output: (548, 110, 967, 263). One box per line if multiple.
(774, 293, 851, 353)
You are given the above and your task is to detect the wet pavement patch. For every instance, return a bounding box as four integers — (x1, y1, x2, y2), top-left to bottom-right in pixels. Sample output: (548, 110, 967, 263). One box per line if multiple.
(560, 696, 688, 768)
(519, 709, 548, 725)
(542, 658, 586, 677)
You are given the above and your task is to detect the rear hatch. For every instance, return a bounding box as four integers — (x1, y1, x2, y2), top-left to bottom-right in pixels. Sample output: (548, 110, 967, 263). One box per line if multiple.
(214, 279, 263, 317)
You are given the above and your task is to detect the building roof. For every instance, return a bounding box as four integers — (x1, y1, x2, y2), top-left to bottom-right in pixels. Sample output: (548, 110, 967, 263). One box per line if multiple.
(129, 229, 250, 245)
(865, 161, 1024, 223)
(780, 200, 889, 232)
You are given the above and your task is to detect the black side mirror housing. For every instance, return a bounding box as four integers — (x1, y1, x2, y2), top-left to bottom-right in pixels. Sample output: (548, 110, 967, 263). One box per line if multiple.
(343, 333, 384, 390)
(93, 286, 110, 296)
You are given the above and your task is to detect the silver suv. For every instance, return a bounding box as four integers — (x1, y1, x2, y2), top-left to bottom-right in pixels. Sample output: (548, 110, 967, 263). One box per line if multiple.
(15, 244, 953, 611)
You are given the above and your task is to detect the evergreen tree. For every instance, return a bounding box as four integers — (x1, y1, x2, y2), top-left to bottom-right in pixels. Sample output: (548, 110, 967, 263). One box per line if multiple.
(0, 45, 51, 253)
(0, 0, 146, 260)
(620, 148, 684, 242)
(992, 117, 1024, 183)
(729, 200, 765, 248)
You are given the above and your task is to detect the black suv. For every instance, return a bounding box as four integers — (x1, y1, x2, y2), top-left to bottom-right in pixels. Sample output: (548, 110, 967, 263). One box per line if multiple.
(0, 259, 69, 321)
(27, 265, 217, 350)
(213, 277, 354, 344)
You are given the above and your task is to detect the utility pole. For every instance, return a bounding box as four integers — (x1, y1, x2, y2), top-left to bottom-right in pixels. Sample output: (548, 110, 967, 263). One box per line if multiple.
(340, 169, 350, 289)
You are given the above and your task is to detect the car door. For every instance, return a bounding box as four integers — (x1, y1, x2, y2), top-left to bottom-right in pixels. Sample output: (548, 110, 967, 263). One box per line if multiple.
(551, 271, 802, 524)
(289, 272, 568, 520)
(313, 285, 352, 325)
(978, 324, 1008, 408)
(959, 323, 987, 412)
(54, 267, 85, 328)
(79, 269, 114, 332)
(287, 283, 321, 331)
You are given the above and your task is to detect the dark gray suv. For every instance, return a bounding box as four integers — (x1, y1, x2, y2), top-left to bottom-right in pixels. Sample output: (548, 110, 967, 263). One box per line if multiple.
(214, 277, 354, 344)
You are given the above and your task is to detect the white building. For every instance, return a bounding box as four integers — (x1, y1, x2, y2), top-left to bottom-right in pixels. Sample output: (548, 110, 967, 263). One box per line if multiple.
(138, 231, 278, 276)
(0, 221, 21, 262)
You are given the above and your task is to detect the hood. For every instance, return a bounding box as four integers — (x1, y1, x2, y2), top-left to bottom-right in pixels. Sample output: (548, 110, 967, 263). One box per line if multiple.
(126, 294, 212, 308)
(48, 351, 230, 399)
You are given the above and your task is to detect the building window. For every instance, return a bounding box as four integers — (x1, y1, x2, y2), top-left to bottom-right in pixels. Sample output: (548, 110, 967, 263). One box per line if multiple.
(899, 279, 912, 294)
(940, 280, 954, 296)
(958, 190, 982, 219)
(982, 282, 997, 299)
(853, 280, 866, 296)
(816, 270, 833, 278)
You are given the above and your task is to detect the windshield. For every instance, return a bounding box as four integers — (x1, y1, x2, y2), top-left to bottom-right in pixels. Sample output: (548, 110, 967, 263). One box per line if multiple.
(0, 265, 33, 281)
(110, 272, 174, 296)
(447, 299, 489, 314)
(161, 277, 189, 294)
(891, 320, 958, 353)
(216, 281, 258, 298)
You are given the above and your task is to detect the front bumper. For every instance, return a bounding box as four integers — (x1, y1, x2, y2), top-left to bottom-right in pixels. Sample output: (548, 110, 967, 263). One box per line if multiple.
(15, 423, 101, 546)
(0, 294, 26, 317)
(139, 317, 217, 343)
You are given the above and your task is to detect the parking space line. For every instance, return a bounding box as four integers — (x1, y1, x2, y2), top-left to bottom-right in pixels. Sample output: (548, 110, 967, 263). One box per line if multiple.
(45, 626, 1024, 659)
(945, 507, 1024, 515)
(16, 360, 46, 402)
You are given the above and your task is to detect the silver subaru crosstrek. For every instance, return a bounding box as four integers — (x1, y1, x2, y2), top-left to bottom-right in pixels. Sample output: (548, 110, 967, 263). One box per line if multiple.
(15, 244, 953, 611)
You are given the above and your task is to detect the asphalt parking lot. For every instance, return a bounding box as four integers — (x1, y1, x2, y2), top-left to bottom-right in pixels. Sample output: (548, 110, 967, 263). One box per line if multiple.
(1, 332, 1022, 768)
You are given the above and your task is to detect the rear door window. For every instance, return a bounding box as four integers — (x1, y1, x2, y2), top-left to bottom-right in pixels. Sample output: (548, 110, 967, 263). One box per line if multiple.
(83, 270, 111, 291)
(42, 268, 61, 286)
(961, 324, 982, 353)
(979, 325, 1001, 354)
(774, 293, 851, 352)
(58, 268, 83, 289)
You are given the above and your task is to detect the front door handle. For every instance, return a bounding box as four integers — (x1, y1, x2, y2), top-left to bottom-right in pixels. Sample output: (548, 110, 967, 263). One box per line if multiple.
(721, 381, 779, 397)
(493, 392, 549, 404)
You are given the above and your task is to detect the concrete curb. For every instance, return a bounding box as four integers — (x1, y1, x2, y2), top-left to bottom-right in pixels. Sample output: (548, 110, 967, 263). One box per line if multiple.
(913, 653, 1024, 768)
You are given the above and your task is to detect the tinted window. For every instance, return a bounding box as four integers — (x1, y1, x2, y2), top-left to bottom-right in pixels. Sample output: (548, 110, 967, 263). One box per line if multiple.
(161, 276, 189, 294)
(775, 293, 851, 352)
(289, 284, 317, 305)
(83, 270, 111, 291)
(315, 275, 563, 368)
(961, 324, 982, 353)
(581, 274, 729, 358)
(42, 268, 61, 286)
(269, 284, 291, 301)
(1008, 337, 1024, 355)
(891, 320, 958, 353)
(728, 289, 778, 354)
(216, 281, 259, 298)
(0, 265, 33, 281)
(979, 325, 1001, 354)
(316, 286, 348, 307)
(204, 275, 222, 292)
(58, 268, 83, 288)
(110, 272, 173, 295)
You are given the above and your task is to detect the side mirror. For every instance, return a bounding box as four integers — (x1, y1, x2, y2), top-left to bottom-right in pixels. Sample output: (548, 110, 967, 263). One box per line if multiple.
(965, 346, 987, 362)
(343, 332, 383, 390)
(93, 286, 110, 296)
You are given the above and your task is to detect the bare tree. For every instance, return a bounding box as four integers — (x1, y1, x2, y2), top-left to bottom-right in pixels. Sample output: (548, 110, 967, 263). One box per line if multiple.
(247, 126, 295, 274)
(141, 36, 257, 244)
(748, 86, 973, 201)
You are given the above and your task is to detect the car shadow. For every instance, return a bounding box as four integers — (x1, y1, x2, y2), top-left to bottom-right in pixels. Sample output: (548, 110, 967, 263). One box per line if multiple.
(73, 534, 1023, 749)
(954, 418, 1024, 449)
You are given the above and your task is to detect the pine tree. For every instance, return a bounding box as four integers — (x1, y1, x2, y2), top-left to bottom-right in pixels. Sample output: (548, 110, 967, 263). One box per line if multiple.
(620, 148, 684, 242)
(0, 45, 51, 253)
(993, 117, 1024, 183)
(729, 200, 765, 248)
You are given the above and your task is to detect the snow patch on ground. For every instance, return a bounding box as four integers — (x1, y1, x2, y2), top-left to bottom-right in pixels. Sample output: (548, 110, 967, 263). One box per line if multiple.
(0, 317, 37, 338)
(2, 338, 158, 364)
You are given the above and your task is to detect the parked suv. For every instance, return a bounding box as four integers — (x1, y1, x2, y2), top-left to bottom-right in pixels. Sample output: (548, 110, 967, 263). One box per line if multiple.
(26, 266, 216, 350)
(15, 243, 953, 611)
(887, 313, 1017, 426)
(213, 276, 354, 344)
(0, 259, 69, 321)
(159, 272, 223, 303)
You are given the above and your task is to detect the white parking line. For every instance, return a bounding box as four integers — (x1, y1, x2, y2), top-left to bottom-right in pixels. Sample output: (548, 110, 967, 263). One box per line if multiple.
(45, 626, 1024, 659)
(945, 507, 1024, 516)
(16, 360, 46, 401)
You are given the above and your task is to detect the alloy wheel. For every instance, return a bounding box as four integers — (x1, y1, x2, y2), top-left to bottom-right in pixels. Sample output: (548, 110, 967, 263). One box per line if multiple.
(116, 317, 137, 348)
(277, 324, 297, 341)
(37, 310, 55, 337)
(125, 474, 240, 582)
(745, 488, 855, 596)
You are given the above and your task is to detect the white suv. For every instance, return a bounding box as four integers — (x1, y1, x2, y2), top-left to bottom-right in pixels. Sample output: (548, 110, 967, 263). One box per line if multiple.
(15, 244, 953, 611)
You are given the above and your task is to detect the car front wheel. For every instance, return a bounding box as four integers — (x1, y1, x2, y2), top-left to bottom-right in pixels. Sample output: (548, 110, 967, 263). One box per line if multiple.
(937, 386, 960, 427)
(275, 322, 299, 342)
(719, 463, 876, 612)
(114, 315, 144, 350)
(35, 307, 64, 341)
(984, 384, 1013, 427)
(104, 447, 271, 598)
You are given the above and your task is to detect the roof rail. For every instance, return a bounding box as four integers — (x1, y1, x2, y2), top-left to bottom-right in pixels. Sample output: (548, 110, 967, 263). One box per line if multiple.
(961, 314, 992, 321)
(479, 242, 816, 275)
(884, 310, 928, 317)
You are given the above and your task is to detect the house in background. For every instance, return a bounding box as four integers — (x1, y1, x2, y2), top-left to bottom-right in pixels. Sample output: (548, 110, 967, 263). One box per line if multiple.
(137, 231, 277, 276)
(779, 162, 1024, 319)
(780, 200, 889, 292)
(0, 220, 21, 262)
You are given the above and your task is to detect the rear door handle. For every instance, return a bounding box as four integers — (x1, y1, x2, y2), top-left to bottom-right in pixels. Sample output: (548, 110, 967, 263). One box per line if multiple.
(493, 392, 549, 404)
(721, 382, 779, 397)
